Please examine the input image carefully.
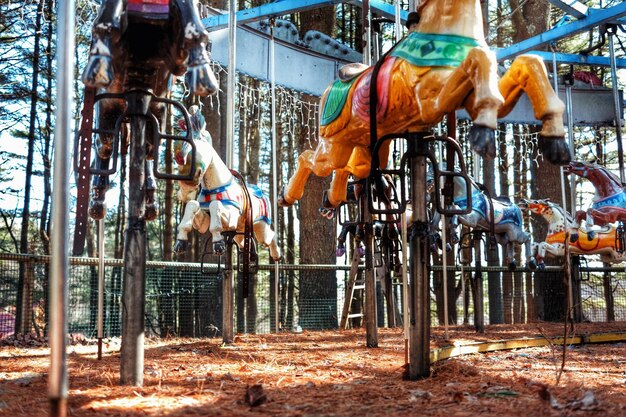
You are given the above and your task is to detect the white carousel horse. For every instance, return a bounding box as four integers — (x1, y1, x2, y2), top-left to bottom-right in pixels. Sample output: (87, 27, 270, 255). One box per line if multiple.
(449, 175, 535, 270)
(518, 198, 626, 267)
(173, 107, 281, 260)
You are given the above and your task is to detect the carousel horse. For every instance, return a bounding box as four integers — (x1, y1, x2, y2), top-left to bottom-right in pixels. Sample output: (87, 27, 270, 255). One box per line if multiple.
(278, 0, 569, 210)
(566, 161, 626, 225)
(329, 177, 404, 272)
(83, 0, 218, 220)
(518, 198, 626, 266)
(173, 108, 281, 261)
(449, 174, 535, 270)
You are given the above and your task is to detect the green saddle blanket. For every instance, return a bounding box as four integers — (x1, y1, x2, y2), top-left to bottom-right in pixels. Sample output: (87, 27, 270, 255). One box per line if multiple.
(390, 32, 480, 68)
(320, 77, 358, 127)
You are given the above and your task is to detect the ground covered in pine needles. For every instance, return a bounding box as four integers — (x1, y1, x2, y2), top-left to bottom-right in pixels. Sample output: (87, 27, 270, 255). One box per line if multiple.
(1, 322, 625, 416)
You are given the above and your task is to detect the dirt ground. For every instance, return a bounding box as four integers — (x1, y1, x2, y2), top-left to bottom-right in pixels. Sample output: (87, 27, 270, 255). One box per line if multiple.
(1, 322, 625, 416)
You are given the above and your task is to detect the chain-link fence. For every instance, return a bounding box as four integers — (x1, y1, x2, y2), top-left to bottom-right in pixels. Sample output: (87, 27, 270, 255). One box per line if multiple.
(0, 253, 624, 339)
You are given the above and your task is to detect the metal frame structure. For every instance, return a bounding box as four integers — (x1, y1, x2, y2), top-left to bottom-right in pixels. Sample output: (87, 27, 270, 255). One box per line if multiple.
(49, 1, 626, 409)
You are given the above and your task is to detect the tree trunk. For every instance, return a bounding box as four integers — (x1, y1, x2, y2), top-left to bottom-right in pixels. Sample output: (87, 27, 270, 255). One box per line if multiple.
(296, 11, 338, 330)
(498, 125, 513, 324)
(483, 158, 503, 324)
(15, 0, 44, 335)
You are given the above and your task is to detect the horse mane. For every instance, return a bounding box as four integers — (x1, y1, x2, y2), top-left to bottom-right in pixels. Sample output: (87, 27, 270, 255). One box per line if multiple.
(592, 163, 623, 186)
(548, 201, 576, 225)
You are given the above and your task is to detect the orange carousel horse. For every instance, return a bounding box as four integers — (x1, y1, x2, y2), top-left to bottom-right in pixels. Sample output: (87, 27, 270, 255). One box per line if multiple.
(278, 0, 570, 209)
(518, 198, 626, 267)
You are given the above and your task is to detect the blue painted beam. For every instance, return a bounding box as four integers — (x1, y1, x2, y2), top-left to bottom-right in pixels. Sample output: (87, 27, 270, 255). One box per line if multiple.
(203, 0, 341, 31)
(546, 0, 588, 19)
(506, 50, 626, 69)
(203, 0, 407, 32)
(497, 2, 626, 61)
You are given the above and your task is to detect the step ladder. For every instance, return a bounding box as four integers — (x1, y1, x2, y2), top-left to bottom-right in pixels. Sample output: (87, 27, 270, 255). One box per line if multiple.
(340, 248, 365, 328)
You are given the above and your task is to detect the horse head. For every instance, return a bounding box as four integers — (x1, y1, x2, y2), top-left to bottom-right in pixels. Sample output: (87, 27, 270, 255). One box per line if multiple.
(416, 0, 487, 43)
(566, 161, 623, 188)
(518, 198, 552, 215)
(174, 106, 213, 166)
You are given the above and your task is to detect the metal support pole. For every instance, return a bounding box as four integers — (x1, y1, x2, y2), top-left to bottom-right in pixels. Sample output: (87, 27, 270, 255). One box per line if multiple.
(401, 209, 409, 362)
(120, 92, 150, 386)
(269, 21, 280, 333)
(364, 205, 378, 347)
(565, 84, 576, 220)
(608, 27, 625, 184)
(407, 141, 430, 379)
(223, 242, 235, 343)
(473, 235, 485, 333)
(97, 218, 105, 360)
(394, 0, 402, 42)
(226, 0, 237, 167)
(363, 0, 371, 65)
(49, 0, 74, 413)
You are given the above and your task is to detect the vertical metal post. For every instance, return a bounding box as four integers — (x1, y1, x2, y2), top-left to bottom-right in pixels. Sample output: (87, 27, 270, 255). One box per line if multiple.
(364, 206, 378, 348)
(362, 0, 371, 65)
(269, 21, 280, 333)
(223, 244, 235, 343)
(565, 85, 576, 223)
(473, 236, 485, 333)
(120, 92, 149, 386)
(394, 0, 402, 42)
(222, 3, 237, 342)
(49, 0, 74, 413)
(226, 0, 237, 167)
(407, 141, 430, 379)
(608, 28, 625, 184)
(97, 218, 105, 360)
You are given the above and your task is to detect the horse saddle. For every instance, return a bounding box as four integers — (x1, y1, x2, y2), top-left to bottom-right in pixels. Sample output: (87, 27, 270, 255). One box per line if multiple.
(493, 196, 512, 205)
(338, 63, 369, 82)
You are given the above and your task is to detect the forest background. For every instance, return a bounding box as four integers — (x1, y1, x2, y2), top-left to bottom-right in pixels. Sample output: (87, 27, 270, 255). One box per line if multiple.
(0, 0, 625, 336)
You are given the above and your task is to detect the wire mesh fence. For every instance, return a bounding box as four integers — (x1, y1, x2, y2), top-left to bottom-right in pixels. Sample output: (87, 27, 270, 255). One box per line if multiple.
(0, 253, 624, 340)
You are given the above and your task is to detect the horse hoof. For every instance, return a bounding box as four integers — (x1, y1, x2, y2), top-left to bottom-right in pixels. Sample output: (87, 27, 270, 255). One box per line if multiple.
(81, 55, 114, 89)
(145, 204, 158, 221)
(527, 258, 537, 271)
(468, 125, 496, 159)
(538, 136, 571, 165)
(213, 240, 226, 255)
(277, 188, 293, 207)
(173, 240, 188, 255)
(336, 247, 346, 257)
(319, 207, 335, 219)
(508, 261, 517, 271)
(570, 233, 579, 243)
(538, 263, 546, 271)
(88, 201, 106, 220)
(185, 44, 218, 97)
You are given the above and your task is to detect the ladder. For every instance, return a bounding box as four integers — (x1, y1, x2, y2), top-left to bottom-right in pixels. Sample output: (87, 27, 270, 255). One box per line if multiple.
(340, 248, 365, 328)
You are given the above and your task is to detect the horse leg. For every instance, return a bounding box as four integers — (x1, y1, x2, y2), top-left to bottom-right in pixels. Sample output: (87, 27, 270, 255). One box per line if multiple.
(421, 47, 504, 158)
(175, 0, 218, 96)
(253, 220, 282, 261)
(81, 0, 122, 88)
(498, 55, 569, 164)
(324, 169, 351, 209)
(174, 199, 201, 254)
(279, 150, 315, 206)
(522, 232, 537, 270)
(144, 159, 158, 221)
(207, 201, 238, 255)
(280, 143, 353, 207)
(89, 101, 123, 220)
